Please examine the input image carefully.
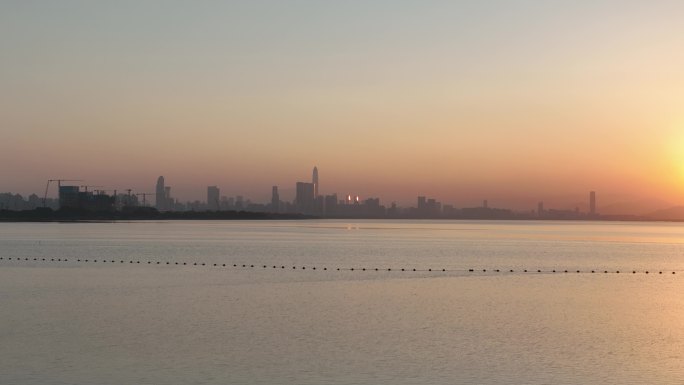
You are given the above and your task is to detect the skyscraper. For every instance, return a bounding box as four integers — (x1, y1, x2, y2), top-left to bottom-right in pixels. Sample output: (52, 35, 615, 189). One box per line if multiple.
(207, 186, 220, 210)
(589, 191, 596, 215)
(312, 166, 319, 198)
(164, 187, 171, 209)
(155, 176, 165, 210)
(296, 182, 315, 214)
(271, 186, 279, 213)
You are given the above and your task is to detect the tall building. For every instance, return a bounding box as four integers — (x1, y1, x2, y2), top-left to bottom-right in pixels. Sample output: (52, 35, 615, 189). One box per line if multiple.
(312, 166, 319, 198)
(296, 182, 315, 214)
(324, 194, 338, 216)
(155, 176, 165, 210)
(589, 191, 596, 215)
(271, 186, 280, 213)
(165, 187, 171, 209)
(207, 186, 220, 210)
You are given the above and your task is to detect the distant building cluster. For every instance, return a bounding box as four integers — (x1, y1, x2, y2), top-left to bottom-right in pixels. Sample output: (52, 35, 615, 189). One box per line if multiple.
(2, 170, 602, 220)
(0, 192, 57, 210)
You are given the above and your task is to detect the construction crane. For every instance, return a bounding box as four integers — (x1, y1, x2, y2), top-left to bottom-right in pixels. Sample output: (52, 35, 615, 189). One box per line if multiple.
(134, 193, 156, 207)
(80, 185, 104, 193)
(43, 179, 83, 207)
(91, 189, 117, 196)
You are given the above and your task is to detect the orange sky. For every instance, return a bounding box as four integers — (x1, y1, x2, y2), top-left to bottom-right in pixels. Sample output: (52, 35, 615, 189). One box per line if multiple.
(1, 2, 683, 211)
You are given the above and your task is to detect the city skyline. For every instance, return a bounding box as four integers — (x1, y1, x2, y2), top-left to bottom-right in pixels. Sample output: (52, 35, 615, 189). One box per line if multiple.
(0, 165, 680, 216)
(2, 2, 684, 212)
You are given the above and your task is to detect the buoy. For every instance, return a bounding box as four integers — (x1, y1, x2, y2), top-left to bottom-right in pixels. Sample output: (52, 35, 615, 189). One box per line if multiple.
(350, 268, 354, 271)
(564, 270, 568, 273)
(673, 272, 676, 274)
(313, 267, 316, 270)
(77, 259, 81, 262)
(388, 268, 391, 271)
(552, 270, 556, 273)
(591, 270, 595, 273)
(469, 269, 474, 272)
(537, 269, 541, 273)
(483, 269, 487, 272)
(659, 271, 662, 274)
(375, 268, 378, 271)
(524, 270, 528, 272)
(401, 268, 405, 271)
(646, 271, 649, 274)
(362, 268, 366, 271)
(130, 261, 133, 263)
(428, 269, 432, 272)
(302, 266, 305, 270)
(633, 271, 636, 274)
(442, 269, 446, 272)
(223, 264, 226, 267)
(616, 271, 620, 273)
(323, 267, 327, 270)
(281, 266, 284, 269)
(412, 268, 416, 271)
(604, 271, 607, 273)
(156, 262, 160, 264)
(576, 270, 580, 273)
(182, 262, 186, 265)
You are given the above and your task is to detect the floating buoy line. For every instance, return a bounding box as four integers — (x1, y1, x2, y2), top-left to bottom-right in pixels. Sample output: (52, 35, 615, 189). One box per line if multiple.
(0, 256, 680, 275)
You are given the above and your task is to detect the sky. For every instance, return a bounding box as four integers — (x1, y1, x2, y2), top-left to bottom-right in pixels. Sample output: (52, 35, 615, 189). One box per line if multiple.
(1, 1, 684, 211)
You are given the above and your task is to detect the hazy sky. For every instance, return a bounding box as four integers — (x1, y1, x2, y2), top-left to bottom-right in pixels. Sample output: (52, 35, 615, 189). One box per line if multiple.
(2, 1, 684, 209)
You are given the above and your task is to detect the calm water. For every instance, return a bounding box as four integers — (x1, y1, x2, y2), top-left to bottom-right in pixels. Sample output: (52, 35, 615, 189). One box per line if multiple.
(1, 220, 683, 384)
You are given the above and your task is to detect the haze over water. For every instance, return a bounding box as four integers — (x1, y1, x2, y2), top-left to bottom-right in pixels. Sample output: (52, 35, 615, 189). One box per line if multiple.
(1, 220, 683, 384)
(2, 1, 684, 208)
(3, 1, 684, 384)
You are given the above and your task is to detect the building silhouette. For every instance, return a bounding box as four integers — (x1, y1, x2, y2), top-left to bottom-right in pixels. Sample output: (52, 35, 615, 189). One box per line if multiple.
(295, 182, 315, 214)
(58, 185, 115, 211)
(312, 166, 319, 198)
(155, 176, 166, 210)
(207, 186, 220, 210)
(271, 186, 280, 213)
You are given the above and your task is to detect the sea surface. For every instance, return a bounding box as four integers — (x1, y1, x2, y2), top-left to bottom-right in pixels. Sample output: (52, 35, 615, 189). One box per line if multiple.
(1, 220, 683, 385)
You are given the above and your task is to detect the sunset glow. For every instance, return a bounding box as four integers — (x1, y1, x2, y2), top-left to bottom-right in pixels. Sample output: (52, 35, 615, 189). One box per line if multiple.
(1, 1, 683, 211)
